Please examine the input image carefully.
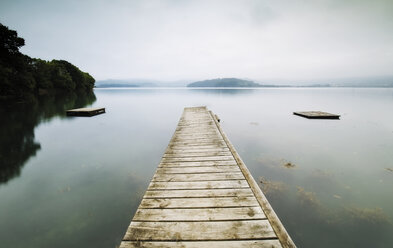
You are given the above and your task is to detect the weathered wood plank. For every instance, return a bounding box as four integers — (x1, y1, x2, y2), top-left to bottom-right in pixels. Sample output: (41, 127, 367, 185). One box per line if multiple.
(177, 122, 214, 127)
(148, 180, 249, 190)
(165, 147, 230, 153)
(175, 132, 220, 137)
(139, 196, 259, 209)
(161, 156, 234, 162)
(175, 130, 218, 134)
(159, 160, 238, 167)
(172, 138, 223, 143)
(175, 129, 219, 133)
(178, 120, 213, 124)
(169, 141, 227, 147)
(156, 166, 240, 174)
(133, 207, 266, 221)
(120, 240, 282, 248)
(173, 136, 222, 140)
(168, 144, 229, 149)
(152, 172, 245, 182)
(144, 189, 254, 198)
(172, 135, 224, 140)
(163, 151, 232, 158)
(123, 220, 277, 241)
(178, 118, 213, 122)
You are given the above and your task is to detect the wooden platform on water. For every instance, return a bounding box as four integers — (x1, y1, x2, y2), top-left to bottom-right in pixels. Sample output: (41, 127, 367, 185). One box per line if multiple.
(293, 111, 340, 119)
(66, 107, 105, 117)
(120, 106, 295, 248)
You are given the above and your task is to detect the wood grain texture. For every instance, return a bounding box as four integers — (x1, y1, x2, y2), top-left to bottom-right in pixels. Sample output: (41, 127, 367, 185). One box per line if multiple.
(156, 166, 240, 174)
(163, 151, 232, 158)
(133, 207, 266, 221)
(152, 172, 245, 182)
(148, 180, 249, 190)
(120, 240, 282, 248)
(165, 147, 230, 153)
(123, 220, 276, 241)
(144, 189, 254, 198)
(161, 156, 235, 162)
(159, 160, 237, 167)
(139, 197, 259, 209)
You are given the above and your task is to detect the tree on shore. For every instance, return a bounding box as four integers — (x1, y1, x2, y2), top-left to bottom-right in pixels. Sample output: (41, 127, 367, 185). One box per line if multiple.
(0, 23, 95, 100)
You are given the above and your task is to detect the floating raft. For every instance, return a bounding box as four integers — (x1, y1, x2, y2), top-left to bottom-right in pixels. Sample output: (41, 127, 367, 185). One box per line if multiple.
(120, 106, 295, 248)
(293, 111, 340, 119)
(66, 107, 105, 117)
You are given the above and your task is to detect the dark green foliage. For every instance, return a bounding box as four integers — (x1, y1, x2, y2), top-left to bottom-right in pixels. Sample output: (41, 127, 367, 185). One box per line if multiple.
(0, 23, 95, 100)
(0, 23, 24, 55)
(187, 78, 261, 87)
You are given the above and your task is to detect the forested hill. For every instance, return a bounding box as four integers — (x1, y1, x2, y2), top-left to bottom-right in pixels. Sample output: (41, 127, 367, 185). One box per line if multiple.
(0, 23, 95, 100)
(187, 78, 261, 87)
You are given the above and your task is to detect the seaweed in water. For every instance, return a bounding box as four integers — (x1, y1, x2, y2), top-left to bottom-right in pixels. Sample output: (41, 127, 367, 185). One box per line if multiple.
(333, 194, 342, 199)
(296, 186, 321, 208)
(257, 156, 297, 169)
(283, 162, 296, 169)
(259, 176, 288, 195)
(342, 207, 391, 225)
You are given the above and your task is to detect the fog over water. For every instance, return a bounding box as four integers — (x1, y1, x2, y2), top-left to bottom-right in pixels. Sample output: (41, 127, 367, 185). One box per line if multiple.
(1, 0, 392, 82)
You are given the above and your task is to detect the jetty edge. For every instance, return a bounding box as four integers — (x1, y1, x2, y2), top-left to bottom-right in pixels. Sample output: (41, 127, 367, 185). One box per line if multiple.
(119, 106, 296, 248)
(66, 107, 105, 117)
(293, 111, 340, 119)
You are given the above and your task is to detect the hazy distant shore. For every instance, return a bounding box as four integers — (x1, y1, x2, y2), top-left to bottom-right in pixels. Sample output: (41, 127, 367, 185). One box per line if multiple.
(95, 77, 393, 88)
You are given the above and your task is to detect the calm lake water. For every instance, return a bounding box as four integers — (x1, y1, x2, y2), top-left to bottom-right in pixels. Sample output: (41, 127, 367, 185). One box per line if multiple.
(0, 88, 392, 248)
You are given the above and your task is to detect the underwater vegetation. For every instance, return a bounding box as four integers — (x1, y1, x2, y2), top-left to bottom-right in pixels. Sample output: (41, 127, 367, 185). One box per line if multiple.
(257, 156, 297, 170)
(257, 177, 393, 248)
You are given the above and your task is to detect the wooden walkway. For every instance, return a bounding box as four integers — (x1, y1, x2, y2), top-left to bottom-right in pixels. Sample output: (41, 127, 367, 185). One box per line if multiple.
(120, 107, 296, 248)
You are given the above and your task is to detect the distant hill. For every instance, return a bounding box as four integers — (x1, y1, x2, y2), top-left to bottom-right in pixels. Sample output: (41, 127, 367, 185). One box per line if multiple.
(187, 78, 261, 87)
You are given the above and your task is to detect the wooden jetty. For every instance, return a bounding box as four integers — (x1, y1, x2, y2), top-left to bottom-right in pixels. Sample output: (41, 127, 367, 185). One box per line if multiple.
(66, 107, 105, 117)
(293, 111, 340, 119)
(120, 106, 295, 248)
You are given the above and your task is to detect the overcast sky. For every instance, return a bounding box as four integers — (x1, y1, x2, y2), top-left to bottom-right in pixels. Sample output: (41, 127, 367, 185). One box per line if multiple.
(1, 0, 392, 82)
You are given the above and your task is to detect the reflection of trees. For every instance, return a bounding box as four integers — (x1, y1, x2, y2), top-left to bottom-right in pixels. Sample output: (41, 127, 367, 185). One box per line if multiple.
(0, 91, 96, 184)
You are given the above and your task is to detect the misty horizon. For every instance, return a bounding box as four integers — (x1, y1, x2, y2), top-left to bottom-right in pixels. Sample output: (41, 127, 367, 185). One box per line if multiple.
(95, 75, 393, 87)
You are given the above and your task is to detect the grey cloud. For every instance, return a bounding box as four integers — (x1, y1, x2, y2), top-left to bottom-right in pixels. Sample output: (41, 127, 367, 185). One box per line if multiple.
(0, 0, 392, 82)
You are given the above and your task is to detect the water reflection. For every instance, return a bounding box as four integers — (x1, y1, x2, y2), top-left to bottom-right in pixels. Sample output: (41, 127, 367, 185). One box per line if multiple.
(0, 91, 96, 184)
(0, 88, 392, 248)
